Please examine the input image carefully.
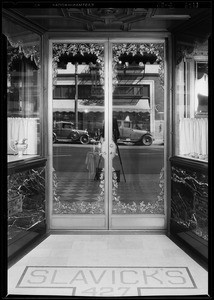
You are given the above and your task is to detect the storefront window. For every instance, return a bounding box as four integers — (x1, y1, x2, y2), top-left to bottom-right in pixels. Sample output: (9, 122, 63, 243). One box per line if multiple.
(174, 40, 208, 161)
(3, 17, 42, 162)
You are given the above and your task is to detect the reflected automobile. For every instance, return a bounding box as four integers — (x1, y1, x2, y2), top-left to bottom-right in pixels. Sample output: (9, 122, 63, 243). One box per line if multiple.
(53, 121, 89, 144)
(117, 119, 153, 146)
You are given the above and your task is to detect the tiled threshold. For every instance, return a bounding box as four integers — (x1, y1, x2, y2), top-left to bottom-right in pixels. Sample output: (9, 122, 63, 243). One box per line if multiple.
(8, 234, 208, 297)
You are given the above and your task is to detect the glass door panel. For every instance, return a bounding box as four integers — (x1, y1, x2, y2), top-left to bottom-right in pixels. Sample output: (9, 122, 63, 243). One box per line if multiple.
(51, 42, 108, 229)
(50, 40, 166, 230)
(109, 42, 166, 229)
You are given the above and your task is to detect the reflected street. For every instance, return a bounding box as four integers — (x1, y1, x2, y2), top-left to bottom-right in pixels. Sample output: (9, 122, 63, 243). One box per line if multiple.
(53, 143, 164, 174)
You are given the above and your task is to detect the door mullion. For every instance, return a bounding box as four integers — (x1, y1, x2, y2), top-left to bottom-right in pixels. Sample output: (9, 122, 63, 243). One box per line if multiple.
(104, 41, 111, 229)
(108, 41, 113, 229)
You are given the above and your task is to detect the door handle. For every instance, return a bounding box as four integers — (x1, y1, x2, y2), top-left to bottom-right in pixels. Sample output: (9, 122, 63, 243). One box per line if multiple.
(100, 140, 117, 158)
(101, 140, 108, 157)
(109, 141, 117, 158)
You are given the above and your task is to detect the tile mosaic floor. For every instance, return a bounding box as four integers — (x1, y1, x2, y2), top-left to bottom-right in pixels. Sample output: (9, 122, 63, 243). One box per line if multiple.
(55, 172, 160, 204)
(8, 234, 208, 297)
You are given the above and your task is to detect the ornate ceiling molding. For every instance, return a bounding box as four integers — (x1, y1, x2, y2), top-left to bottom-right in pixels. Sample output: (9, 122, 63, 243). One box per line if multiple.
(61, 8, 148, 31)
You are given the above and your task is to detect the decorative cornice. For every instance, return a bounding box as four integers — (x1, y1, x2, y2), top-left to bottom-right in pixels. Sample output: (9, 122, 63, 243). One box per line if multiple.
(176, 43, 195, 65)
(176, 40, 208, 65)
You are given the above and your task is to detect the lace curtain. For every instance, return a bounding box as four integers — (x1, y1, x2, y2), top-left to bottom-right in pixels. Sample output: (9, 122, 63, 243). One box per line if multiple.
(179, 118, 208, 160)
(3, 16, 40, 69)
(7, 118, 38, 155)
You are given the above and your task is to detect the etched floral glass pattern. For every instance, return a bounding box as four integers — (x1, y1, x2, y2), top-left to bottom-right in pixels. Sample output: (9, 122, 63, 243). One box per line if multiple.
(52, 43, 105, 214)
(111, 43, 165, 215)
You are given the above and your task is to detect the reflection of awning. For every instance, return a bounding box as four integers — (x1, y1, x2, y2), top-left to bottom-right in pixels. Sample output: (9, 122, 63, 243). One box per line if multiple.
(53, 99, 150, 112)
(114, 99, 150, 112)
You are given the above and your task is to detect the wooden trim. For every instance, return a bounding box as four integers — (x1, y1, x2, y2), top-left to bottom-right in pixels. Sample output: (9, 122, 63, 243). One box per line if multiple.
(51, 215, 107, 230)
(43, 33, 51, 232)
(49, 230, 167, 235)
(8, 157, 47, 175)
(46, 32, 170, 40)
(170, 9, 211, 36)
(165, 36, 173, 236)
(47, 39, 54, 231)
(40, 34, 45, 158)
(110, 215, 166, 230)
(170, 156, 208, 171)
(2, 9, 46, 34)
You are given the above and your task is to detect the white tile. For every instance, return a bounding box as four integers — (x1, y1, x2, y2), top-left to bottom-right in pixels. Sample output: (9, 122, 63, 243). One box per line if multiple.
(25, 257, 69, 266)
(8, 234, 208, 297)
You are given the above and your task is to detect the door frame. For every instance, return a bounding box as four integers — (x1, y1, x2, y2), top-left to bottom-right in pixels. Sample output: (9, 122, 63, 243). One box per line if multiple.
(48, 38, 109, 230)
(108, 38, 167, 230)
(46, 35, 172, 231)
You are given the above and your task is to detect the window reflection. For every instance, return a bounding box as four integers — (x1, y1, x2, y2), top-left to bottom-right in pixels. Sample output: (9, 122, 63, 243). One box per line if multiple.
(4, 17, 42, 162)
(52, 43, 105, 215)
(195, 62, 208, 116)
(174, 40, 208, 161)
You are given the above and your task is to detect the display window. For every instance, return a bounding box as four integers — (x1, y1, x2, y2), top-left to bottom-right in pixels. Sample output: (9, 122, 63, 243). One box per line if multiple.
(3, 17, 42, 162)
(174, 40, 208, 162)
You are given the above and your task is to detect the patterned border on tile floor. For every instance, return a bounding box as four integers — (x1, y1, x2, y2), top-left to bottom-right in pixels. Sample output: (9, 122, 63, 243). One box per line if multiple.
(15, 266, 197, 297)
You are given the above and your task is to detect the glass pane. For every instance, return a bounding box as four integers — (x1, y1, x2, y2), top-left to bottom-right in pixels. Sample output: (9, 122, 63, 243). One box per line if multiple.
(174, 40, 208, 161)
(52, 43, 105, 214)
(3, 17, 45, 254)
(4, 17, 42, 162)
(111, 43, 165, 215)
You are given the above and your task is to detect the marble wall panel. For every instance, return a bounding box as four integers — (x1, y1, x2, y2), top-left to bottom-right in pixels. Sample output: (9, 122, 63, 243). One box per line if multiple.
(8, 166, 46, 242)
(171, 165, 208, 241)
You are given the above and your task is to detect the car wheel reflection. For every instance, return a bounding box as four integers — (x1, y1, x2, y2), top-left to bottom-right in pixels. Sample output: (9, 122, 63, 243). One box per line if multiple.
(70, 131, 80, 141)
(80, 135, 89, 144)
(142, 134, 153, 146)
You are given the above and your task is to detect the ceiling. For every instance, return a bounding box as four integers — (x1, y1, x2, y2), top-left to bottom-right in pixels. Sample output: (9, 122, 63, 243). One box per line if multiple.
(3, 5, 212, 38)
(3, 4, 211, 110)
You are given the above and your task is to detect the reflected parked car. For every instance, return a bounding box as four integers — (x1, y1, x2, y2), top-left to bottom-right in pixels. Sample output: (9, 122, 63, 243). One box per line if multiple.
(117, 119, 153, 146)
(53, 121, 89, 144)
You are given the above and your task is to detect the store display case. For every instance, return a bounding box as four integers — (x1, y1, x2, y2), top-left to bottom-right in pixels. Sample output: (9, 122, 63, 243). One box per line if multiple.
(3, 15, 47, 262)
(170, 37, 209, 262)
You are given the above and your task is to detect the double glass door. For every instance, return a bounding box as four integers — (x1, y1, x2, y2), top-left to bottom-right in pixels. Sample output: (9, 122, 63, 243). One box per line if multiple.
(50, 39, 166, 230)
